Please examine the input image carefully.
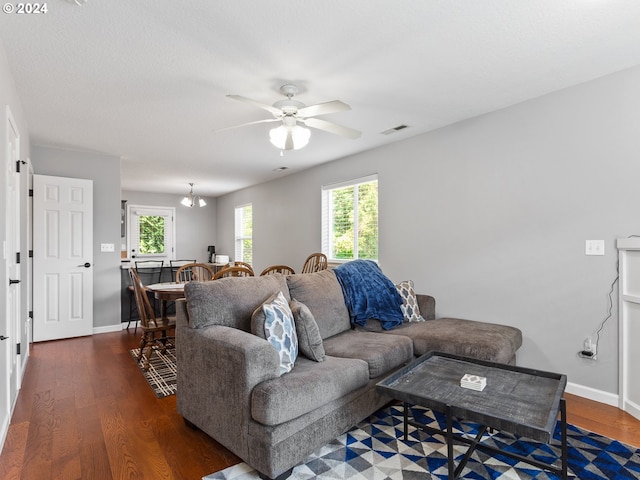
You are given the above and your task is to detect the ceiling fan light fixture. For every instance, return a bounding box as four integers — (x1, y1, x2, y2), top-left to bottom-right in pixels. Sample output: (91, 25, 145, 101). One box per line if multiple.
(181, 183, 206, 208)
(269, 124, 310, 150)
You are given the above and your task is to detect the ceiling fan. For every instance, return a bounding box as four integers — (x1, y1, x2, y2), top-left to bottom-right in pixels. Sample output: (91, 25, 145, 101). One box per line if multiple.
(218, 84, 361, 151)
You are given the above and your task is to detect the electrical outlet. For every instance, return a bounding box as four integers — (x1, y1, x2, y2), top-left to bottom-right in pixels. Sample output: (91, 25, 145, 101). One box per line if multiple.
(579, 337, 597, 359)
(584, 338, 594, 353)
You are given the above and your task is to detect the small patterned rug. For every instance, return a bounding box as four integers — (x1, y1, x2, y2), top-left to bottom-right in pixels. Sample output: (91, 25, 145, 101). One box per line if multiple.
(204, 404, 640, 479)
(129, 347, 177, 398)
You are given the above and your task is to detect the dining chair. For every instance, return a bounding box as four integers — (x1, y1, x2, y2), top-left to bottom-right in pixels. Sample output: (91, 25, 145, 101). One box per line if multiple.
(259, 265, 296, 276)
(213, 265, 255, 279)
(233, 261, 255, 275)
(130, 268, 176, 371)
(127, 260, 165, 330)
(176, 262, 215, 283)
(301, 253, 328, 273)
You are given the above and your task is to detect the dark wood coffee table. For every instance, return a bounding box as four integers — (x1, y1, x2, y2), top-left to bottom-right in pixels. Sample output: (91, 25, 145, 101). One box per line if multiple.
(377, 351, 568, 479)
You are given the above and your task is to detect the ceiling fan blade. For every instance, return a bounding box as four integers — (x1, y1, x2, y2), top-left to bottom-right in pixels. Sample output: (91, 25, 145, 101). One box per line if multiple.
(226, 94, 282, 116)
(303, 117, 361, 139)
(297, 100, 350, 118)
(214, 118, 280, 133)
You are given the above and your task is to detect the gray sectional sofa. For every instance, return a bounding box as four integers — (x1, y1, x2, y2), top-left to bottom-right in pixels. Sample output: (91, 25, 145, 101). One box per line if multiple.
(175, 269, 522, 479)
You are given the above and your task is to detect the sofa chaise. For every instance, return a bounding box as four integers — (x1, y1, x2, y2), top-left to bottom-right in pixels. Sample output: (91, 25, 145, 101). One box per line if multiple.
(175, 269, 522, 479)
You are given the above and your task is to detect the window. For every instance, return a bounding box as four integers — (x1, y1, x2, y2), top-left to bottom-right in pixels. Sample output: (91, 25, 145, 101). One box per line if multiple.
(235, 203, 253, 264)
(127, 205, 175, 260)
(322, 175, 378, 262)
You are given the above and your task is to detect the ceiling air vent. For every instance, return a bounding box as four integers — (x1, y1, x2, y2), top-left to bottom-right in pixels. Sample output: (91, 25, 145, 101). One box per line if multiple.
(381, 124, 409, 135)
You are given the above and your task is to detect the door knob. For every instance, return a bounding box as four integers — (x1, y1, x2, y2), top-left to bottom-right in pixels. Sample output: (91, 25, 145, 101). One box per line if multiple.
(78, 262, 91, 268)
(9, 279, 20, 285)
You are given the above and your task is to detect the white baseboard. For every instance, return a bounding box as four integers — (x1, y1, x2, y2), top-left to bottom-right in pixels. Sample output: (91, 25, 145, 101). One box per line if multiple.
(93, 323, 125, 335)
(620, 398, 640, 420)
(565, 381, 619, 407)
(0, 415, 8, 465)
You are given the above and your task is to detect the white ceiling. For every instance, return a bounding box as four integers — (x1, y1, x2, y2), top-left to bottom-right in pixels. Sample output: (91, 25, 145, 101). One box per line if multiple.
(2, 0, 640, 197)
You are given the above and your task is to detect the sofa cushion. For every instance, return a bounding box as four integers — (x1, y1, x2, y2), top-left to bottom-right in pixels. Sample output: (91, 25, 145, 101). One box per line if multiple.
(322, 330, 413, 378)
(185, 274, 290, 331)
(382, 318, 523, 364)
(251, 356, 369, 426)
(396, 280, 425, 322)
(251, 291, 298, 375)
(290, 299, 325, 362)
(286, 270, 350, 340)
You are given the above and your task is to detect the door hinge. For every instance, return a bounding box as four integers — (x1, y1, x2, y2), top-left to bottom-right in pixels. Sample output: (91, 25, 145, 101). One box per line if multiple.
(29, 250, 33, 258)
(29, 189, 33, 197)
(16, 160, 20, 173)
(29, 310, 33, 319)
(16, 252, 20, 264)
(16, 343, 20, 355)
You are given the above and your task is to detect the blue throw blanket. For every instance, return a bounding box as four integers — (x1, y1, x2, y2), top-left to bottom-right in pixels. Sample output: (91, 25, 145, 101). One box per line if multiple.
(334, 260, 404, 330)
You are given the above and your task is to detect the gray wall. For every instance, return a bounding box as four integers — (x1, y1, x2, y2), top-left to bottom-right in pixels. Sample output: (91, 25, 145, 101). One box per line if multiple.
(31, 145, 121, 330)
(121, 190, 216, 263)
(216, 65, 640, 398)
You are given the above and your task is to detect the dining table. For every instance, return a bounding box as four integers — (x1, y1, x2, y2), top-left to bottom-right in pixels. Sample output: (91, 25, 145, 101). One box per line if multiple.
(145, 282, 185, 323)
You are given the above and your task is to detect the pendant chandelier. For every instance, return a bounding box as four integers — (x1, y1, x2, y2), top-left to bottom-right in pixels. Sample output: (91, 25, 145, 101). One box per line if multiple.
(181, 183, 206, 208)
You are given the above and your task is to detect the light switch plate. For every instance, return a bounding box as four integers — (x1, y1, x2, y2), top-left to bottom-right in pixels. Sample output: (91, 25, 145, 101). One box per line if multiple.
(585, 240, 604, 256)
(100, 243, 115, 252)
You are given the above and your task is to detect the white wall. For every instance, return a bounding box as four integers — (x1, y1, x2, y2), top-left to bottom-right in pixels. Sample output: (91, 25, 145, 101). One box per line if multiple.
(216, 65, 640, 398)
(122, 190, 217, 263)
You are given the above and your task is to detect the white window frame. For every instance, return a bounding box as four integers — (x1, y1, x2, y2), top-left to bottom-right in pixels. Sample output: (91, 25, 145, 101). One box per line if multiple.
(127, 204, 176, 262)
(321, 174, 378, 263)
(234, 203, 253, 264)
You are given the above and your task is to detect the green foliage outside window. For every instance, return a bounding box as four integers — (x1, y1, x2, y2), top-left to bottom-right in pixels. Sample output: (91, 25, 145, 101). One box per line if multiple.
(238, 204, 253, 264)
(139, 215, 165, 254)
(331, 181, 378, 260)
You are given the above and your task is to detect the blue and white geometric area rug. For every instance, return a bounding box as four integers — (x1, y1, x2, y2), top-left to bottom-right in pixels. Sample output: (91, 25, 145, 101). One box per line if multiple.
(204, 405, 640, 480)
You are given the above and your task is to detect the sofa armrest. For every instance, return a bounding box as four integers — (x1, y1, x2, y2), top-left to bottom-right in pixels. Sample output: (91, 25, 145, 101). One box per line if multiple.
(176, 299, 280, 460)
(416, 294, 436, 320)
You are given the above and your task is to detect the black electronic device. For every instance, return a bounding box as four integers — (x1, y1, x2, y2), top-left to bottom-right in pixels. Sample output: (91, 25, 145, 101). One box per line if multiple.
(207, 245, 216, 263)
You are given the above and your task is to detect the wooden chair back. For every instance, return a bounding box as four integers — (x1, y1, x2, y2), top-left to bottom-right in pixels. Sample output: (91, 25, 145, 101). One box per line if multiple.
(233, 261, 255, 275)
(260, 265, 296, 276)
(301, 253, 328, 273)
(213, 265, 255, 279)
(130, 268, 176, 370)
(130, 268, 159, 328)
(175, 263, 215, 283)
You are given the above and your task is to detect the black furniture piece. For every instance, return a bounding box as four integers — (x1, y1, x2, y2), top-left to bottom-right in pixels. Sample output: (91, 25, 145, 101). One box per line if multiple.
(377, 351, 568, 479)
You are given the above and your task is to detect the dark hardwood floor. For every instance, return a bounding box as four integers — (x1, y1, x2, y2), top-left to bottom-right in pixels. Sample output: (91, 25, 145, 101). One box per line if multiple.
(0, 330, 239, 480)
(1, 330, 639, 479)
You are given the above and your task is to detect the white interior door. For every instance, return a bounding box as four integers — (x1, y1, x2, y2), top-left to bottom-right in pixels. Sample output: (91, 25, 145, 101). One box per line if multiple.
(33, 175, 93, 342)
(1, 107, 20, 447)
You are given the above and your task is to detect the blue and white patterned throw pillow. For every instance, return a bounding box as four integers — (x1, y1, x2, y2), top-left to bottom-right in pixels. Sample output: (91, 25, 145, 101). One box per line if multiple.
(262, 291, 298, 375)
